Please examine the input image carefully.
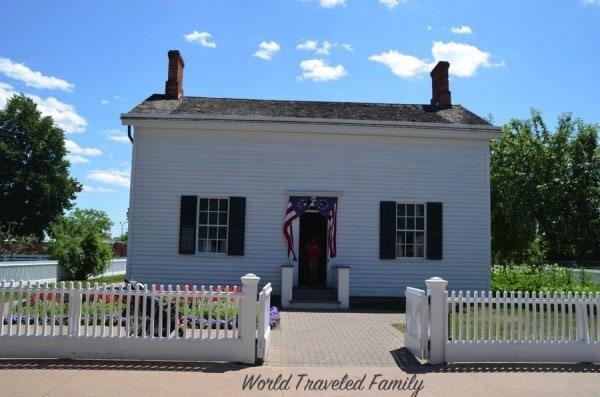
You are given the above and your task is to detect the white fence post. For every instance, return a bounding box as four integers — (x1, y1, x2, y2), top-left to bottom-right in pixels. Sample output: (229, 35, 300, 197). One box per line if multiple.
(575, 295, 589, 342)
(281, 265, 293, 309)
(240, 273, 260, 364)
(336, 266, 350, 310)
(68, 282, 82, 337)
(426, 277, 448, 365)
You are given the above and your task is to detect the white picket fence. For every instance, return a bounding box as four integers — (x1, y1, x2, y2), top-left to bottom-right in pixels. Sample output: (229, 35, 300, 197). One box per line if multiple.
(406, 277, 600, 364)
(0, 273, 267, 364)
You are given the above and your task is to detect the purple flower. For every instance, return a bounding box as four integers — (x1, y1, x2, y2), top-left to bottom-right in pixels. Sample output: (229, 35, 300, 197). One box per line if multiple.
(268, 306, 280, 327)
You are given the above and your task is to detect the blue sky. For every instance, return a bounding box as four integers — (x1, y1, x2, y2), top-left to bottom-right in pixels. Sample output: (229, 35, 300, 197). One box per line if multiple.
(1, 0, 599, 237)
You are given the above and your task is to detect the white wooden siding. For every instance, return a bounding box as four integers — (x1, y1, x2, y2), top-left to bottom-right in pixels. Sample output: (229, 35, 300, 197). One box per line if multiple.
(127, 126, 491, 296)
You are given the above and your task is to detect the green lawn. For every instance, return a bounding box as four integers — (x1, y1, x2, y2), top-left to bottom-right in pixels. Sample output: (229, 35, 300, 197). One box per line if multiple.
(53, 274, 125, 286)
(446, 305, 593, 342)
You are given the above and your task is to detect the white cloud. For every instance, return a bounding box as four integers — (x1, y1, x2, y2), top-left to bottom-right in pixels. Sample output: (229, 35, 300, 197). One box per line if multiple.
(82, 185, 117, 193)
(296, 40, 333, 55)
(379, 0, 404, 9)
(184, 30, 217, 48)
(298, 59, 347, 82)
(583, 0, 600, 5)
(431, 41, 501, 76)
(426, 25, 433, 31)
(451, 25, 473, 35)
(66, 154, 89, 164)
(87, 169, 130, 187)
(106, 130, 130, 143)
(65, 139, 101, 165)
(0, 57, 74, 91)
(320, 0, 346, 8)
(100, 98, 110, 105)
(65, 139, 102, 156)
(0, 82, 87, 133)
(341, 43, 353, 52)
(252, 41, 281, 61)
(369, 41, 503, 78)
(368, 51, 431, 78)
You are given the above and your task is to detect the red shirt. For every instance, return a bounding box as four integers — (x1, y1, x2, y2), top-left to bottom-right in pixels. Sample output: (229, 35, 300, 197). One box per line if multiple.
(307, 242, 322, 261)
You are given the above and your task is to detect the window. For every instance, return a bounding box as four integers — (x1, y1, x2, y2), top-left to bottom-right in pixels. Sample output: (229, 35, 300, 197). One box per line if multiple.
(396, 203, 425, 258)
(197, 198, 229, 254)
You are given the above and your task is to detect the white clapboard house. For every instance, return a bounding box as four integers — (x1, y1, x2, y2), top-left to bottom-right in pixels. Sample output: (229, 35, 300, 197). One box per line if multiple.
(121, 50, 500, 309)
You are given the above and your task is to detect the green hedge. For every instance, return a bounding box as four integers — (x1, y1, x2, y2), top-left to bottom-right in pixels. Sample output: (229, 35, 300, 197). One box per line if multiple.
(491, 265, 600, 293)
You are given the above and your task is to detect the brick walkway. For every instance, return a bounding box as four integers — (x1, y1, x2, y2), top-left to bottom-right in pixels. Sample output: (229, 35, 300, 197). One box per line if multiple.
(266, 311, 406, 367)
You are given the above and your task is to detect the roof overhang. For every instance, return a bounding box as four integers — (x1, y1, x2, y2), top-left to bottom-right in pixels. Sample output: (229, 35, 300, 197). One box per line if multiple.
(120, 112, 502, 141)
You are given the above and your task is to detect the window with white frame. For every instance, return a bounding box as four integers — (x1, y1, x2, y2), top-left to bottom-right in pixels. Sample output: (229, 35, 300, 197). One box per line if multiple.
(197, 198, 229, 254)
(396, 203, 425, 258)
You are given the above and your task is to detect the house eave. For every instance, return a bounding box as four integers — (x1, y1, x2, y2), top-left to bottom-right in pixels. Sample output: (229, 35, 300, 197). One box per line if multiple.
(120, 112, 501, 140)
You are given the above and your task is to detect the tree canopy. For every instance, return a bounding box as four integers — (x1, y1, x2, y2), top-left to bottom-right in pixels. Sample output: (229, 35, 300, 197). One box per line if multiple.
(49, 209, 113, 280)
(491, 111, 600, 265)
(0, 95, 81, 238)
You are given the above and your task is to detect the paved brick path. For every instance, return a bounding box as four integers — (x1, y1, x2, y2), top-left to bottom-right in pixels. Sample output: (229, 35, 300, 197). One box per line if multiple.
(266, 311, 406, 367)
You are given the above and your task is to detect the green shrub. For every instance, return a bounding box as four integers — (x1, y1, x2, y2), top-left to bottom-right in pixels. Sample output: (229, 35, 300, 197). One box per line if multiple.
(491, 264, 600, 293)
(49, 209, 113, 280)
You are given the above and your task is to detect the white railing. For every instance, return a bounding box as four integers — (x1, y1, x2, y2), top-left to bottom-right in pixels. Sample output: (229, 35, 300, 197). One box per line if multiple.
(406, 277, 600, 364)
(256, 282, 272, 363)
(0, 273, 262, 364)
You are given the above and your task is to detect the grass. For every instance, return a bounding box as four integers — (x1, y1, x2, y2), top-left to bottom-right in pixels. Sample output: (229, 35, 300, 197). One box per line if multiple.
(54, 274, 125, 286)
(392, 322, 406, 333)
(446, 304, 597, 342)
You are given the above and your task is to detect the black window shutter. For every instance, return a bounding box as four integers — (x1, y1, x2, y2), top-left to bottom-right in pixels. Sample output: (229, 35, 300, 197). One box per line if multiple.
(426, 202, 443, 260)
(179, 196, 197, 254)
(228, 197, 246, 256)
(379, 201, 397, 260)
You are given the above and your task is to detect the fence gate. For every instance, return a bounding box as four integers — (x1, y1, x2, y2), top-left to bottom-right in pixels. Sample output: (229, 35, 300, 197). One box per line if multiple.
(256, 283, 272, 364)
(405, 287, 429, 360)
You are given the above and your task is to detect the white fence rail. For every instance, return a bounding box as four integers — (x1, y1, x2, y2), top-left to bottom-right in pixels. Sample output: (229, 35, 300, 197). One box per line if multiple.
(0, 273, 262, 364)
(0, 258, 126, 283)
(406, 277, 600, 364)
(256, 282, 272, 364)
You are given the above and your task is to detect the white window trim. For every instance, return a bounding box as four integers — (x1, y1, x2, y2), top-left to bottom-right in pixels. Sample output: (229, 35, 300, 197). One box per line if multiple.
(195, 196, 230, 255)
(395, 202, 427, 260)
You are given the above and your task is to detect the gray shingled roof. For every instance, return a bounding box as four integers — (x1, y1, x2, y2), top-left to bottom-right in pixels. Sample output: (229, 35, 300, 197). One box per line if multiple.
(123, 94, 493, 127)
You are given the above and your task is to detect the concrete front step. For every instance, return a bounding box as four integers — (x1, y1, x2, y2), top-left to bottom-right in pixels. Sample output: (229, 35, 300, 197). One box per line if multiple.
(289, 287, 340, 309)
(293, 288, 336, 300)
(287, 300, 341, 310)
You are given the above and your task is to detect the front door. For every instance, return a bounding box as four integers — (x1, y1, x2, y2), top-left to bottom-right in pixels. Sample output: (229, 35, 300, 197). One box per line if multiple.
(298, 213, 327, 287)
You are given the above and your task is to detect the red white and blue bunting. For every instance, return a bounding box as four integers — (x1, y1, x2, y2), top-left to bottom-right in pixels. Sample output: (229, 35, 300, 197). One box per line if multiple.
(283, 196, 337, 261)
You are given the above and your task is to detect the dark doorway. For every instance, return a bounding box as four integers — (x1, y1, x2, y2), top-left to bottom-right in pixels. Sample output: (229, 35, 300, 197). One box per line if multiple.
(298, 213, 327, 287)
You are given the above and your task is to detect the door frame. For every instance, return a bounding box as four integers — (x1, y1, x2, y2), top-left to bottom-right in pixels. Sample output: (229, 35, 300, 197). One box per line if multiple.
(298, 212, 328, 287)
(284, 191, 341, 289)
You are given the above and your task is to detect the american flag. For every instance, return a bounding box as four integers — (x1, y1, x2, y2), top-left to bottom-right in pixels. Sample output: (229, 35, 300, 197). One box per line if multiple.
(327, 201, 337, 258)
(283, 197, 337, 260)
(283, 201, 299, 260)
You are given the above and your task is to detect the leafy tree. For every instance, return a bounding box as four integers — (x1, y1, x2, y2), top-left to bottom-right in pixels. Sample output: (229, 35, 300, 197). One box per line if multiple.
(49, 209, 113, 280)
(0, 221, 37, 258)
(0, 95, 81, 238)
(491, 110, 600, 265)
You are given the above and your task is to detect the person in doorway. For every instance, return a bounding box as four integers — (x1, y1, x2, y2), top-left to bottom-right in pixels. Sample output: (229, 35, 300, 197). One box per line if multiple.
(305, 236, 322, 286)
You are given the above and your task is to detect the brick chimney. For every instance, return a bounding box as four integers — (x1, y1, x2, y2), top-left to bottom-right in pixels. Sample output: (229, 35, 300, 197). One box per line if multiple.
(165, 50, 185, 99)
(430, 61, 451, 109)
